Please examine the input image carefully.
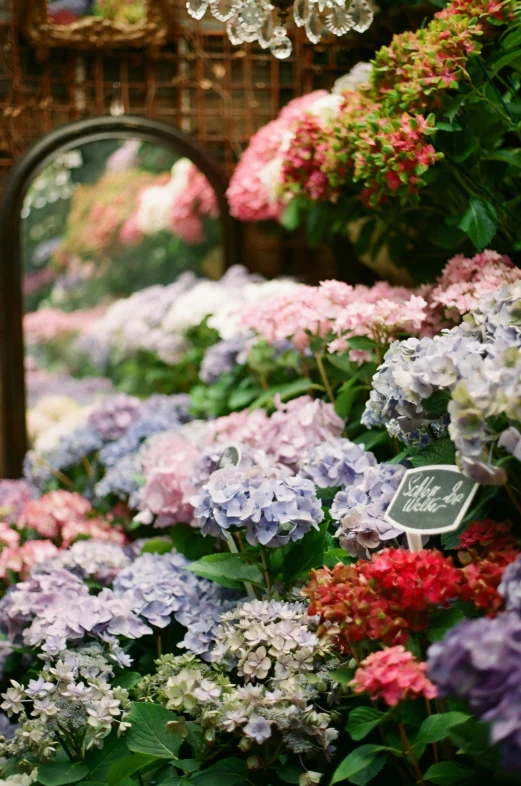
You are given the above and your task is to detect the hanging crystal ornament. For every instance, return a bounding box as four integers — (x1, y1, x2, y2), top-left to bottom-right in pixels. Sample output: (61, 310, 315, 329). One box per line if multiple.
(186, 0, 209, 20)
(270, 25, 293, 58)
(346, 0, 373, 33)
(185, 0, 374, 58)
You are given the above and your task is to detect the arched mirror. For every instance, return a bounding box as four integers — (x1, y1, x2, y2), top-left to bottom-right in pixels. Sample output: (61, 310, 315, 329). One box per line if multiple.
(0, 116, 240, 477)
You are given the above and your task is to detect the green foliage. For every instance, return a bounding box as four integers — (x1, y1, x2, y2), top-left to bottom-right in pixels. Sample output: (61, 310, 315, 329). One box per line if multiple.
(125, 703, 188, 759)
(331, 745, 388, 785)
(346, 707, 387, 741)
(36, 763, 89, 786)
(417, 712, 471, 744)
(185, 552, 265, 589)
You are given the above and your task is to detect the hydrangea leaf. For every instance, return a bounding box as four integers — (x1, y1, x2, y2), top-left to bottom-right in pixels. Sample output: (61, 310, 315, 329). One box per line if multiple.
(417, 712, 471, 744)
(190, 758, 248, 786)
(427, 607, 467, 642)
(185, 552, 265, 589)
(346, 707, 387, 741)
(424, 762, 474, 784)
(36, 762, 89, 786)
(457, 197, 498, 252)
(84, 732, 129, 781)
(331, 745, 389, 785)
(107, 753, 157, 786)
(126, 703, 186, 759)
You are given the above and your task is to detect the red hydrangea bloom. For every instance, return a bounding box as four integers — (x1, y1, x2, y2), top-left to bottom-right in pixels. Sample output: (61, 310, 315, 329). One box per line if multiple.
(351, 645, 437, 706)
(460, 549, 519, 613)
(304, 548, 465, 652)
(457, 519, 518, 553)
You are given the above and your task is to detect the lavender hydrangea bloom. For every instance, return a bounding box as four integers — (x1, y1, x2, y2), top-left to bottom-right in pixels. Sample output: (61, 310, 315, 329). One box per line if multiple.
(6, 570, 151, 655)
(113, 552, 237, 658)
(427, 613, 521, 772)
(331, 463, 406, 558)
(24, 426, 104, 487)
(94, 452, 142, 505)
(87, 393, 141, 441)
(100, 395, 191, 467)
(35, 540, 130, 585)
(193, 465, 324, 547)
(301, 438, 377, 488)
(190, 443, 273, 491)
(200, 335, 245, 384)
(499, 556, 521, 612)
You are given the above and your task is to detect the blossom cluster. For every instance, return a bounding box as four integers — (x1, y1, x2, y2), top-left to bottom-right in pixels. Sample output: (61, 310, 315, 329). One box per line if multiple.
(352, 645, 437, 706)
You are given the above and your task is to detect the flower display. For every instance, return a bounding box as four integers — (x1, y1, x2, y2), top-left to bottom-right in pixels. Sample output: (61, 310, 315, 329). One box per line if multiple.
(87, 393, 141, 441)
(0, 480, 36, 524)
(301, 438, 376, 488)
(352, 646, 437, 706)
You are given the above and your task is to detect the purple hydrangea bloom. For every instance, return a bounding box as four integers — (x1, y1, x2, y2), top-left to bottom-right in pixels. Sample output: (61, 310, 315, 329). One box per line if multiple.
(301, 438, 377, 488)
(331, 463, 406, 558)
(24, 426, 104, 487)
(6, 569, 151, 655)
(87, 393, 141, 442)
(35, 540, 130, 585)
(100, 395, 191, 468)
(0, 480, 38, 524)
(499, 555, 521, 612)
(427, 612, 521, 773)
(200, 336, 245, 384)
(190, 443, 273, 491)
(193, 465, 324, 547)
(94, 452, 142, 505)
(113, 551, 237, 658)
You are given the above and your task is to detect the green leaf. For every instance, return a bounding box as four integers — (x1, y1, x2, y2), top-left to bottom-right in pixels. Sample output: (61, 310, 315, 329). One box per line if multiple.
(323, 548, 352, 567)
(347, 755, 387, 786)
(172, 760, 201, 773)
(417, 712, 471, 744)
(168, 523, 214, 561)
(112, 671, 143, 690)
(346, 336, 377, 351)
(107, 753, 157, 785)
(422, 390, 451, 417)
(346, 707, 386, 741)
(489, 49, 521, 76)
(335, 386, 366, 419)
(427, 607, 467, 642)
(331, 745, 388, 785)
(282, 523, 327, 582)
(457, 197, 498, 252)
(84, 732, 129, 781)
(280, 199, 302, 232)
(424, 762, 473, 784)
(352, 431, 387, 451)
(185, 553, 264, 589)
(190, 758, 248, 786)
(330, 666, 356, 685)
(250, 378, 321, 410)
(409, 439, 455, 467)
(141, 538, 173, 555)
(36, 763, 89, 786)
(449, 718, 499, 769)
(277, 762, 303, 784)
(126, 703, 185, 759)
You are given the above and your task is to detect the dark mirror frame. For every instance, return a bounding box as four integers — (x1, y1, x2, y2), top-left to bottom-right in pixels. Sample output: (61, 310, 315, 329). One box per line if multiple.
(0, 115, 241, 478)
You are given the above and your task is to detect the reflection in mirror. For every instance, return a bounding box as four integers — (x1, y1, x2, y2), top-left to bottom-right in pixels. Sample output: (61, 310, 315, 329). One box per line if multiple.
(47, 0, 146, 26)
(21, 135, 225, 460)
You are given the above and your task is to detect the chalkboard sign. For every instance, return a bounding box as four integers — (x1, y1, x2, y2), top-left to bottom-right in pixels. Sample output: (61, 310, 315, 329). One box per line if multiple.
(384, 465, 478, 535)
(219, 444, 242, 469)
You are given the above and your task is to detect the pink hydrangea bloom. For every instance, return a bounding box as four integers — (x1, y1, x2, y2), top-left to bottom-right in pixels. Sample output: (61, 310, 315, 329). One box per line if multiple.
(61, 517, 127, 548)
(428, 250, 521, 321)
(0, 523, 20, 549)
(329, 293, 428, 353)
(351, 645, 437, 706)
(208, 409, 270, 448)
(0, 480, 36, 524)
(19, 491, 92, 539)
(137, 432, 200, 528)
(23, 306, 106, 345)
(259, 395, 344, 468)
(169, 165, 219, 245)
(227, 92, 328, 222)
(0, 540, 59, 581)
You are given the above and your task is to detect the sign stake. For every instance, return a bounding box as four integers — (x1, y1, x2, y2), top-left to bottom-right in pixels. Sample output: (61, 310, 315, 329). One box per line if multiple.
(406, 533, 423, 553)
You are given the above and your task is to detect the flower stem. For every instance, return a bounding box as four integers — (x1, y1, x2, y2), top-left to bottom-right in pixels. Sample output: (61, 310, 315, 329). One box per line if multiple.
(314, 352, 335, 404)
(82, 456, 93, 478)
(260, 547, 271, 589)
(505, 482, 521, 518)
(398, 723, 424, 785)
(157, 634, 163, 658)
(425, 698, 439, 764)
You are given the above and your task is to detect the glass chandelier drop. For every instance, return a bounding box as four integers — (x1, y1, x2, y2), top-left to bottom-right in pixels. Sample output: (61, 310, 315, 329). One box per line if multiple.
(186, 0, 374, 59)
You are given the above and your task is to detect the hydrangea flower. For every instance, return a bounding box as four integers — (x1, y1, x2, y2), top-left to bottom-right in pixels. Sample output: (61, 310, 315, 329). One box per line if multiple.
(301, 438, 376, 488)
(0, 480, 38, 524)
(0, 540, 59, 582)
(94, 451, 142, 505)
(87, 393, 141, 441)
(5, 570, 151, 655)
(199, 335, 246, 384)
(193, 465, 324, 547)
(113, 552, 236, 658)
(35, 540, 130, 585)
(190, 443, 274, 491)
(259, 395, 344, 469)
(427, 613, 521, 772)
(352, 646, 437, 706)
(330, 463, 406, 558)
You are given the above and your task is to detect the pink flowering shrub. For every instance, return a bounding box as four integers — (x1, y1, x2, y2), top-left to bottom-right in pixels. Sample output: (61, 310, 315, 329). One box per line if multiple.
(0, 480, 36, 525)
(226, 91, 328, 222)
(18, 490, 127, 546)
(23, 307, 106, 345)
(169, 165, 219, 245)
(0, 524, 20, 550)
(208, 409, 270, 448)
(137, 432, 200, 528)
(0, 540, 59, 581)
(351, 646, 437, 706)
